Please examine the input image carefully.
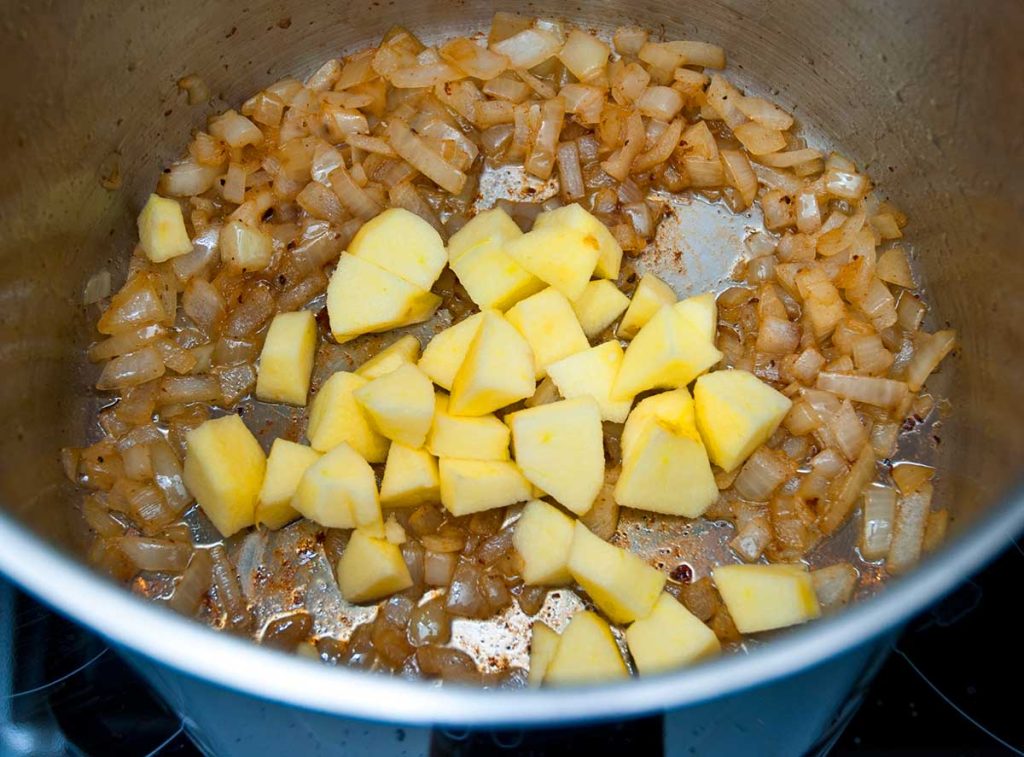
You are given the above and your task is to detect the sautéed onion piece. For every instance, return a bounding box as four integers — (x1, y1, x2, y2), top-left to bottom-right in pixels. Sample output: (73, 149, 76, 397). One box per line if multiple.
(66, 14, 955, 683)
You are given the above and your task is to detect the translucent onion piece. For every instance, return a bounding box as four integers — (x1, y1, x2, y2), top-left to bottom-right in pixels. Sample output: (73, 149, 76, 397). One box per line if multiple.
(860, 485, 896, 560)
(210, 543, 251, 629)
(424, 550, 456, 586)
(556, 141, 586, 202)
(636, 86, 684, 121)
(904, 330, 955, 392)
(96, 346, 166, 391)
(209, 110, 264, 149)
(119, 536, 191, 573)
(489, 28, 561, 70)
(887, 483, 932, 575)
(439, 37, 509, 80)
(811, 563, 857, 609)
(525, 97, 565, 180)
(820, 444, 875, 534)
(734, 447, 792, 502)
(158, 159, 221, 197)
(328, 163, 382, 220)
(612, 26, 648, 56)
(386, 118, 467, 195)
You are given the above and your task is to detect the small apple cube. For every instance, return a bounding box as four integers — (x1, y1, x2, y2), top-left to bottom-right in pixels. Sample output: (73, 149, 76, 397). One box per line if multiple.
(255, 311, 317, 406)
(327, 253, 440, 343)
(674, 292, 718, 343)
(448, 207, 524, 265)
(543, 611, 628, 685)
(292, 442, 382, 532)
(625, 593, 721, 675)
(336, 529, 413, 603)
(617, 272, 676, 339)
(306, 371, 389, 462)
(615, 423, 719, 518)
(546, 341, 631, 423)
(449, 310, 535, 416)
(713, 563, 821, 633)
(504, 226, 599, 301)
(418, 313, 483, 391)
(507, 397, 604, 515)
(533, 203, 623, 280)
(506, 288, 589, 378)
(255, 439, 321, 530)
(348, 207, 447, 290)
(183, 414, 267, 537)
(356, 334, 421, 380)
(620, 389, 698, 461)
(572, 279, 631, 339)
(439, 458, 532, 516)
(353, 363, 435, 448)
(693, 369, 792, 472)
(138, 194, 192, 263)
(427, 394, 510, 461)
(513, 499, 576, 585)
(612, 306, 723, 400)
(567, 521, 666, 624)
(528, 621, 560, 687)
(379, 443, 440, 508)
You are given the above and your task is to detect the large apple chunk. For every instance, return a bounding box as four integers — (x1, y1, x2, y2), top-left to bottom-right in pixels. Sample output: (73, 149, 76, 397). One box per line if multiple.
(449, 311, 535, 416)
(513, 499, 576, 585)
(337, 529, 413, 603)
(543, 611, 628, 685)
(255, 439, 321, 530)
(353, 363, 435, 448)
(547, 341, 631, 423)
(348, 207, 447, 290)
(255, 311, 317, 406)
(505, 287, 589, 378)
(713, 564, 820, 633)
(306, 372, 389, 462)
(625, 593, 721, 675)
(291, 443, 382, 533)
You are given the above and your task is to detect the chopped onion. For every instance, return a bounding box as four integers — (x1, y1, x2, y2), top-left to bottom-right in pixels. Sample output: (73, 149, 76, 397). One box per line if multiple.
(159, 159, 221, 197)
(636, 85, 684, 121)
(388, 181, 443, 232)
(892, 462, 934, 496)
(611, 61, 651, 105)
(825, 167, 869, 201)
(424, 550, 456, 586)
(483, 75, 532, 103)
(887, 482, 931, 574)
(119, 536, 191, 573)
(525, 97, 564, 180)
(209, 543, 251, 629)
(820, 444, 875, 534)
(851, 333, 893, 375)
(558, 29, 610, 83)
(796, 267, 845, 338)
(613, 26, 648, 55)
(215, 363, 257, 406)
(490, 27, 561, 70)
(875, 246, 916, 288)
(559, 83, 604, 124)
(828, 400, 867, 461)
(860, 485, 896, 560)
(386, 118, 466, 195)
(445, 562, 488, 618)
(209, 110, 263, 149)
(601, 111, 645, 181)
(735, 96, 793, 130)
(904, 330, 955, 391)
(634, 119, 684, 174)
(817, 371, 908, 409)
(734, 448, 792, 501)
(720, 148, 758, 208)
(224, 284, 275, 338)
(733, 122, 786, 155)
(96, 346, 165, 391)
(556, 141, 586, 202)
(797, 448, 847, 500)
(811, 563, 858, 609)
(327, 163, 382, 220)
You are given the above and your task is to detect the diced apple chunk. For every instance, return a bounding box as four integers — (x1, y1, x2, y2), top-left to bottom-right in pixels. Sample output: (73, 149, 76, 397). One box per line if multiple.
(533, 203, 623, 280)
(625, 593, 721, 675)
(292, 442, 382, 532)
(255, 311, 317, 406)
(544, 611, 628, 685)
(448, 207, 523, 265)
(427, 394, 510, 460)
(617, 272, 676, 339)
(418, 313, 483, 391)
(220, 220, 274, 272)
(183, 414, 267, 537)
(449, 310, 535, 416)
(356, 334, 421, 380)
(306, 372, 389, 462)
(547, 341, 631, 422)
(620, 389, 698, 461)
(327, 253, 440, 343)
(615, 422, 719, 518)
(507, 398, 604, 515)
(693, 369, 792, 472)
(528, 621, 560, 687)
(674, 291, 718, 343)
(255, 439, 321, 530)
(336, 529, 413, 603)
(572, 279, 631, 339)
(713, 563, 820, 633)
(348, 207, 447, 290)
(612, 305, 722, 400)
(353, 363, 435, 448)
(504, 226, 600, 301)
(513, 499, 576, 585)
(567, 521, 666, 623)
(379, 443, 440, 508)
(438, 458, 532, 516)
(506, 288, 589, 378)
(138, 194, 192, 263)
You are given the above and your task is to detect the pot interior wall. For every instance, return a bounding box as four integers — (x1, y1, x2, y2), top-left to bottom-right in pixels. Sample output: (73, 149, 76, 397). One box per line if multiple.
(0, 0, 1020, 565)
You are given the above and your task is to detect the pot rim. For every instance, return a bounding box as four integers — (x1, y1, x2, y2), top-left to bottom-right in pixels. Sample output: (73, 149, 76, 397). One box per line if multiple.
(1, 483, 1021, 726)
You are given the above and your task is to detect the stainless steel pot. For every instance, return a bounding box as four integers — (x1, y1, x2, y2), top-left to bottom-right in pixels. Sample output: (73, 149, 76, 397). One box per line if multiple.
(0, 0, 1022, 736)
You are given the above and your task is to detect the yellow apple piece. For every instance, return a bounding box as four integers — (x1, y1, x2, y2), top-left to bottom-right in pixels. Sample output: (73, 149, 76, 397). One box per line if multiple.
(615, 422, 719, 518)
(327, 253, 440, 343)
(625, 593, 721, 675)
(449, 310, 535, 416)
(379, 443, 440, 508)
(612, 306, 723, 400)
(572, 279, 631, 339)
(353, 363, 435, 448)
(137, 194, 192, 263)
(504, 226, 599, 301)
(255, 439, 321, 530)
(255, 311, 317, 406)
(438, 458, 532, 516)
(505, 287, 589, 378)
(306, 371, 389, 462)
(417, 313, 483, 391)
(336, 529, 413, 603)
(427, 394, 510, 461)
(674, 291, 718, 343)
(617, 272, 677, 339)
(447, 206, 523, 265)
(291, 442, 382, 533)
(507, 397, 604, 516)
(543, 611, 628, 685)
(693, 369, 792, 472)
(620, 388, 698, 461)
(533, 203, 623, 280)
(183, 414, 267, 537)
(348, 207, 447, 290)
(567, 521, 666, 624)
(528, 621, 560, 687)
(513, 499, 576, 585)
(355, 334, 421, 380)
(713, 563, 821, 633)
(546, 341, 632, 423)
